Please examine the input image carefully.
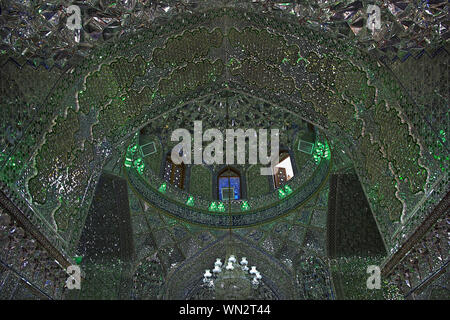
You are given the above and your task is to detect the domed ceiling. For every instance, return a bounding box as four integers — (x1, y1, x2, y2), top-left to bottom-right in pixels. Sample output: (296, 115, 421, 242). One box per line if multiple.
(0, 1, 448, 300)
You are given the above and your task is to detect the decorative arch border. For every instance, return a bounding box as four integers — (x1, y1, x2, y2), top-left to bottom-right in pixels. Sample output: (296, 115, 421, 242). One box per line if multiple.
(17, 6, 434, 252)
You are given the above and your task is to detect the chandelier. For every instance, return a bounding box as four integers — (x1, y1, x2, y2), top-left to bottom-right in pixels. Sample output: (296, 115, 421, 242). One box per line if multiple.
(203, 255, 262, 291)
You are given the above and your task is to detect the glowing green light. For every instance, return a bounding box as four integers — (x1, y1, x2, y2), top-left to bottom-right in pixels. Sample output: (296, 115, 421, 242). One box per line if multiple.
(124, 159, 133, 167)
(127, 144, 138, 155)
(217, 202, 225, 212)
(241, 201, 250, 211)
(74, 256, 83, 265)
(209, 202, 218, 212)
(137, 162, 144, 175)
(134, 158, 143, 167)
(278, 188, 286, 199)
(158, 183, 167, 193)
(137, 163, 144, 172)
(186, 195, 195, 206)
(284, 185, 293, 195)
(312, 141, 330, 163)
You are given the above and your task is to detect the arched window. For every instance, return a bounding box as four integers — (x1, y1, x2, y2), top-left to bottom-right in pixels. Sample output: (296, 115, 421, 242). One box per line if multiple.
(273, 151, 294, 189)
(163, 155, 185, 189)
(217, 167, 241, 200)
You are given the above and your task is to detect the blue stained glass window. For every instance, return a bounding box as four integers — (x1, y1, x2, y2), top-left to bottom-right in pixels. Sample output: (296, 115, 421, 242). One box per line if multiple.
(218, 176, 241, 200)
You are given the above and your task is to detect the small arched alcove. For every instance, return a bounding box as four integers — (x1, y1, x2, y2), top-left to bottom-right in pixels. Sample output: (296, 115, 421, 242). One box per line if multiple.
(217, 167, 242, 201)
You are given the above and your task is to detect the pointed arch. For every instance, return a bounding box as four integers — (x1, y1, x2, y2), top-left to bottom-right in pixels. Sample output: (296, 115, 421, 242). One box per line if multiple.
(217, 167, 241, 200)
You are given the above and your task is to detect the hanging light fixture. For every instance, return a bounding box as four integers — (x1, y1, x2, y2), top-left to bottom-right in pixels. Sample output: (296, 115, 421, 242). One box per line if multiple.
(202, 255, 261, 290)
